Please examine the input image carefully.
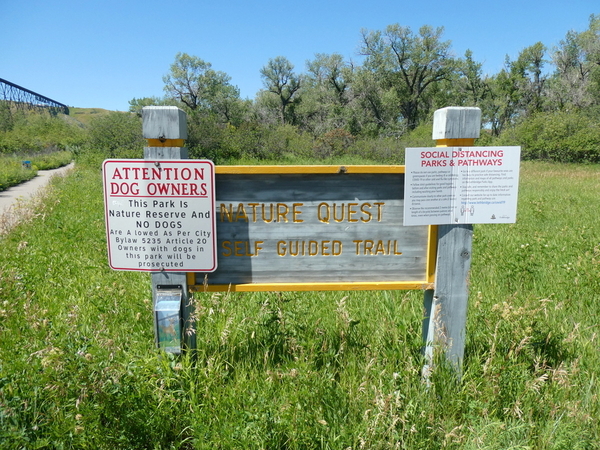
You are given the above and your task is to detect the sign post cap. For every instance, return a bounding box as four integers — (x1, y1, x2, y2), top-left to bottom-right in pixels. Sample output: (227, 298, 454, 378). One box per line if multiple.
(142, 106, 188, 140)
(432, 107, 481, 140)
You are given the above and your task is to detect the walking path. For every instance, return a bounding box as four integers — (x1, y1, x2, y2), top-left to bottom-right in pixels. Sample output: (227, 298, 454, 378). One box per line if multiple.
(0, 163, 75, 233)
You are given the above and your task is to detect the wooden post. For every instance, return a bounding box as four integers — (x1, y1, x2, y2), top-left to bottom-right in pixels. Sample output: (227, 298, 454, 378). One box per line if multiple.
(142, 106, 196, 352)
(423, 107, 481, 377)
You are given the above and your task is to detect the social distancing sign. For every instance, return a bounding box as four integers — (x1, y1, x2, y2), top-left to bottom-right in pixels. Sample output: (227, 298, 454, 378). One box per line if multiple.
(404, 147, 521, 225)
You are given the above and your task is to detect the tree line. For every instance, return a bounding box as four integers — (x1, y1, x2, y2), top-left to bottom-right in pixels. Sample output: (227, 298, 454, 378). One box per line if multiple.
(1, 16, 599, 164)
(125, 15, 600, 164)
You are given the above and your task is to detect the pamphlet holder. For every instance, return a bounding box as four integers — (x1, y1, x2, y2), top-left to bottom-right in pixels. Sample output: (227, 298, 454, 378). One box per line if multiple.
(154, 285, 183, 354)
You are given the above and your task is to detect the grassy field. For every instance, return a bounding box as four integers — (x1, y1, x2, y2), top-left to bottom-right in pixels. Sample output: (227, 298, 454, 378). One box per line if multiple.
(0, 160, 598, 449)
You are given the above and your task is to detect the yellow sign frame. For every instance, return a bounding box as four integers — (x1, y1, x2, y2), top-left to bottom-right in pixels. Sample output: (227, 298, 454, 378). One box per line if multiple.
(188, 165, 437, 292)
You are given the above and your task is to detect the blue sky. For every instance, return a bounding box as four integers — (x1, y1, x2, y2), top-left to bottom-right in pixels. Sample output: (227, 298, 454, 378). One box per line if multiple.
(2, 0, 598, 111)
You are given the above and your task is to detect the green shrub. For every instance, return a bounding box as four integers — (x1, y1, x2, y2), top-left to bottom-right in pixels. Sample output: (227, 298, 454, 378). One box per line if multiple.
(499, 111, 600, 163)
(29, 150, 73, 170)
(0, 151, 72, 192)
(0, 112, 85, 154)
(84, 112, 145, 160)
(189, 123, 315, 163)
(260, 124, 313, 160)
(0, 156, 38, 190)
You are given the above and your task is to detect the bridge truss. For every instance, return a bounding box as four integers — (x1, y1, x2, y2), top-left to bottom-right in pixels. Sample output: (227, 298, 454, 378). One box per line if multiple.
(0, 77, 69, 115)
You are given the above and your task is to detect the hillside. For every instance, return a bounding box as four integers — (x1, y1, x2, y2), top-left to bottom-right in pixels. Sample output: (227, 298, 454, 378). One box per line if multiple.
(68, 107, 114, 126)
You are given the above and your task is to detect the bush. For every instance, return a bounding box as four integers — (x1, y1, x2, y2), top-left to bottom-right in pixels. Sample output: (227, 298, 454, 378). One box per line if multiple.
(0, 151, 72, 192)
(499, 111, 600, 163)
(313, 128, 355, 158)
(188, 122, 315, 163)
(340, 123, 436, 164)
(0, 156, 38, 191)
(84, 112, 145, 160)
(0, 112, 85, 154)
(260, 124, 313, 160)
(30, 150, 73, 170)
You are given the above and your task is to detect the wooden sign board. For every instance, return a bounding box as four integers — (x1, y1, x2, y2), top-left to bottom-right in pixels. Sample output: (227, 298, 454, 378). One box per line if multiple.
(190, 166, 436, 292)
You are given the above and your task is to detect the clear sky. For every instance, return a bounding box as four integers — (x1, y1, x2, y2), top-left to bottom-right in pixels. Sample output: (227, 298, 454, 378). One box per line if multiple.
(2, 0, 597, 111)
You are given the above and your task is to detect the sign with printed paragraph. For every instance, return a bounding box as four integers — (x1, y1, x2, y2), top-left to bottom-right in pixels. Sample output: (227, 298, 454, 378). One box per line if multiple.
(190, 166, 436, 292)
(403, 146, 521, 225)
(103, 159, 217, 272)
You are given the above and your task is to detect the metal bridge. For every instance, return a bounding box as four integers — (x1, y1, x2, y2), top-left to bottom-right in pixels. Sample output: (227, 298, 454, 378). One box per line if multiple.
(0, 77, 69, 115)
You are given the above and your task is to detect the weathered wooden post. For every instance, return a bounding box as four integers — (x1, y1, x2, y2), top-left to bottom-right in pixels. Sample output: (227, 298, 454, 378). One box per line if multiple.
(142, 106, 195, 352)
(422, 106, 481, 377)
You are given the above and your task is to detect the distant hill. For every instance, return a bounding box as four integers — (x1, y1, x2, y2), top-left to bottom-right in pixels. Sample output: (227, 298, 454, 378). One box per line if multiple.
(68, 107, 114, 126)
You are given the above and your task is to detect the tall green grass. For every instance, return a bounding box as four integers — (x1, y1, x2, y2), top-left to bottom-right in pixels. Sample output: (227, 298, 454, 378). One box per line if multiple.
(0, 151, 72, 191)
(0, 157, 37, 191)
(0, 161, 598, 449)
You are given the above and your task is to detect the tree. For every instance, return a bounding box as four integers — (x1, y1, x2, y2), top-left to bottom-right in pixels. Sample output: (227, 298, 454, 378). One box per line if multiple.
(359, 24, 457, 131)
(162, 53, 242, 124)
(549, 14, 600, 109)
(485, 60, 521, 136)
(207, 82, 247, 126)
(306, 53, 350, 105)
(456, 50, 490, 107)
(128, 96, 176, 117)
(347, 67, 397, 135)
(87, 112, 144, 158)
(514, 42, 547, 115)
(299, 53, 352, 134)
(483, 43, 547, 136)
(422, 50, 491, 127)
(259, 56, 301, 125)
(252, 90, 282, 126)
(0, 101, 15, 133)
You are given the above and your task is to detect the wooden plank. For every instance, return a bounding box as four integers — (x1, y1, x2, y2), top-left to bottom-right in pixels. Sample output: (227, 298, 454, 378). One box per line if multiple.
(142, 106, 194, 351)
(142, 106, 187, 140)
(215, 165, 406, 174)
(143, 146, 189, 159)
(423, 106, 480, 376)
(432, 107, 481, 140)
(423, 224, 472, 375)
(192, 281, 435, 293)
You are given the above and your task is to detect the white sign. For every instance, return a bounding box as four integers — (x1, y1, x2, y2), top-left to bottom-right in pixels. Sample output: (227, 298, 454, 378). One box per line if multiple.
(102, 159, 217, 272)
(404, 146, 521, 225)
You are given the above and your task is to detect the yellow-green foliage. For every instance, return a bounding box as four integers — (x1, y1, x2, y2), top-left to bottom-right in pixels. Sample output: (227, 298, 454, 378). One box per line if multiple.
(69, 107, 113, 127)
(0, 111, 86, 154)
(0, 152, 72, 192)
(0, 156, 38, 190)
(498, 111, 600, 163)
(29, 151, 73, 170)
